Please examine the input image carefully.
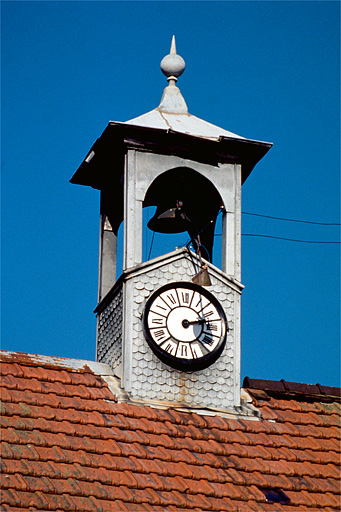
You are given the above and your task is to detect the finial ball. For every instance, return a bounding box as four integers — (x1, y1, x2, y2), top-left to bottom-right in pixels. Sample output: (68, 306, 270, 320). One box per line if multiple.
(160, 36, 185, 79)
(160, 54, 186, 78)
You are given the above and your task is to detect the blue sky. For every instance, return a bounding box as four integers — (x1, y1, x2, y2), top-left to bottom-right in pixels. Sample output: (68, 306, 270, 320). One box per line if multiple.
(2, 1, 340, 387)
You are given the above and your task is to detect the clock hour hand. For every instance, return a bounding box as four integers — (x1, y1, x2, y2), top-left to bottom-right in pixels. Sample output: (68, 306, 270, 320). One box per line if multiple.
(182, 318, 205, 328)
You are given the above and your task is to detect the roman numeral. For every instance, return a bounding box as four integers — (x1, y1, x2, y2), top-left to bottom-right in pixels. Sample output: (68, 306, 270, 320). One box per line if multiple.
(162, 341, 176, 355)
(180, 344, 188, 357)
(204, 310, 214, 318)
(190, 344, 202, 359)
(206, 322, 218, 331)
(202, 334, 213, 346)
(156, 304, 167, 311)
(152, 318, 164, 325)
(153, 329, 167, 342)
(182, 292, 190, 304)
(167, 293, 176, 305)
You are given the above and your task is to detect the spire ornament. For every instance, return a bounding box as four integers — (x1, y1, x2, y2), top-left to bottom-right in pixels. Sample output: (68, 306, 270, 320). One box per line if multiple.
(158, 36, 188, 114)
(160, 35, 186, 83)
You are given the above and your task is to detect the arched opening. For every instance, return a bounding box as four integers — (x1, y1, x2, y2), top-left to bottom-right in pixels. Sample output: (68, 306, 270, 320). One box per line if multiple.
(143, 167, 223, 263)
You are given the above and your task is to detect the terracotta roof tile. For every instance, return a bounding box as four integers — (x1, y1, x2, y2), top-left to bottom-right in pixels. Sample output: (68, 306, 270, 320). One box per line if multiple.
(168, 460, 195, 479)
(20, 489, 52, 509)
(304, 434, 328, 450)
(68, 494, 101, 511)
(247, 444, 278, 460)
(205, 495, 233, 510)
(1, 489, 20, 508)
(235, 501, 265, 512)
(325, 463, 341, 479)
(238, 418, 272, 433)
(325, 477, 341, 494)
(168, 447, 199, 464)
(258, 405, 278, 420)
(1, 361, 24, 377)
(324, 491, 341, 509)
(1, 427, 19, 444)
(328, 425, 341, 440)
(307, 476, 333, 494)
(245, 470, 272, 489)
(1, 374, 20, 390)
(2, 473, 28, 492)
(276, 445, 299, 461)
(328, 413, 341, 427)
(0, 388, 13, 403)
(221, 467, 243, 486)
(321, 439, 340, 455)
(1, 351, 340, 511)
(186, 492, 216, 509)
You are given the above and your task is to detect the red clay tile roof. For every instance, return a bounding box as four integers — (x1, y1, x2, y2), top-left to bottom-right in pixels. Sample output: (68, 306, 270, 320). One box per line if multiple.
(1, 350, 340, 511)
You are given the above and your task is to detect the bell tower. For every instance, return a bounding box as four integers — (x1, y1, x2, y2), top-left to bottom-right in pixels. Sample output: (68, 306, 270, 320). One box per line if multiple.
(70, 37, 272, 413)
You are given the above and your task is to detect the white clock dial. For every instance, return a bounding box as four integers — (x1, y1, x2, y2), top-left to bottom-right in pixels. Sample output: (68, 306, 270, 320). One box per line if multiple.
(143, 282, 228, 371)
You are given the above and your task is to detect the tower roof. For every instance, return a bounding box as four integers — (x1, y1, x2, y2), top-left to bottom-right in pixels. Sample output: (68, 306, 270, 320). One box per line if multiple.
(125, 109, 247, 142)
(125, 36, 255, 142)
(70, 37, 272, 188)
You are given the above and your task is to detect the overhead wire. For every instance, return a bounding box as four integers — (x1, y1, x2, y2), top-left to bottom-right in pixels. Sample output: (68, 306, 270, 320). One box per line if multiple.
(213, 232, 340, 243)
(241, 234, 340, 244)
(242, 211, 341, 226)
(240, 210, 340, 244)
(146, 209, 340, 258)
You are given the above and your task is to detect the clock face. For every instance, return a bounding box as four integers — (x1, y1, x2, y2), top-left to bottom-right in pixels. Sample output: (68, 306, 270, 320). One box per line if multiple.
(142, 282, 227, 371)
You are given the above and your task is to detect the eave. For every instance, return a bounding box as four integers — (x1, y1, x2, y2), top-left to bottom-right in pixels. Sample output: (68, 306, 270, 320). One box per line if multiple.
(70, 121, 272, 189)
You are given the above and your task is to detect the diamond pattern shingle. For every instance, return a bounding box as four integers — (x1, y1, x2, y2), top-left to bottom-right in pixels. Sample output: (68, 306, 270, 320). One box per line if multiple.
(0, 350, 340, 511)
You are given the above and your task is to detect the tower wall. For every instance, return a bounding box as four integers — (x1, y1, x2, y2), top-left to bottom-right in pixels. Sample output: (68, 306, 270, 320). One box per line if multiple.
(96, 250, 243, 411)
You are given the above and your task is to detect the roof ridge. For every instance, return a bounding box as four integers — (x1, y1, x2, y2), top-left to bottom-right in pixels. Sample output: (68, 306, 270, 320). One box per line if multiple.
(243, 377, 341, 400)
(0, 350, 113, 376)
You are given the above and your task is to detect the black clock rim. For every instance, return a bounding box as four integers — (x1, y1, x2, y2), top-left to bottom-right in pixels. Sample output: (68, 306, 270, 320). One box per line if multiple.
(142, 281, 228, 372)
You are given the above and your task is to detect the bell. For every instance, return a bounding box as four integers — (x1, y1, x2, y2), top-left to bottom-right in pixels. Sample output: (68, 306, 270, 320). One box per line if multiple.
(147, 200, 192, 234)
(144, 168, 223, 261)
(192, 265, 212, 286)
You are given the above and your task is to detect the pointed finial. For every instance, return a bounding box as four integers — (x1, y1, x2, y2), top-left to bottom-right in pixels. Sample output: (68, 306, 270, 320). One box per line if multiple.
(160, 36, 186, 82)
(158, 36, 188, 113)
(170, 35, 177, 54)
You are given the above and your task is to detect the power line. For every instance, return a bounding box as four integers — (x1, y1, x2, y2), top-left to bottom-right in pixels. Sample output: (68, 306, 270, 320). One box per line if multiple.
(214, 232, 340, 243)
(242, 211, 340, 226)
(146, 208, 340, 256)
(241, 233, 340, 244)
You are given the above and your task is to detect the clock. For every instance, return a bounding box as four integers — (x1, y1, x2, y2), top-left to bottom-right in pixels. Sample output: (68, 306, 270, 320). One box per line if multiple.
(142, 282, 228, 371)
